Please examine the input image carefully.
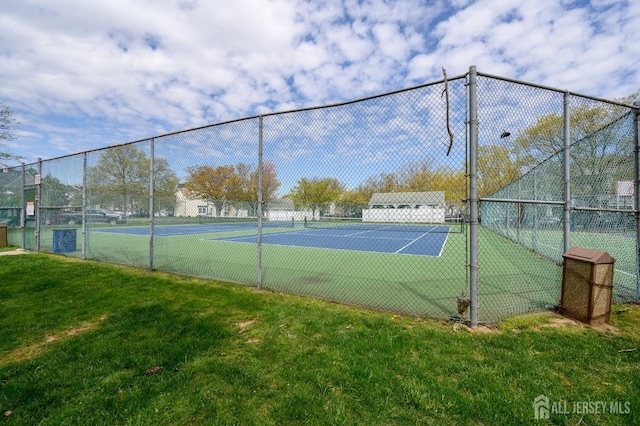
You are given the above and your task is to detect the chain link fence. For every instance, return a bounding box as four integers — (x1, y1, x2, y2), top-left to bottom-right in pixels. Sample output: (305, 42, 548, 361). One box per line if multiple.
(479, 73, 638, 320)
(2, 67, 638, 323)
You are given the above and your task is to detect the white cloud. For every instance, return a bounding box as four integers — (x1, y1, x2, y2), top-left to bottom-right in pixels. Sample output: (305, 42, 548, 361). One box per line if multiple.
(0, 0, 638, 165)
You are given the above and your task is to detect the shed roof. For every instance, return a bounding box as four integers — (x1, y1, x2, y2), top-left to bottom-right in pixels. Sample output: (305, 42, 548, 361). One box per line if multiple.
(563, 247, 615, 264)
(369, 191, 445, 206)
(0, 169, 35, 188)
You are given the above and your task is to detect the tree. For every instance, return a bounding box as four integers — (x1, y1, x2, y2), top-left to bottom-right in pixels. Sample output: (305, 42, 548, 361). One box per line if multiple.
(509, 103, 634, 206)
(41, 175, 71, 208)
(399, 161, 435, 192)
(391, 160, 467, 212)
(511, 104, 630, 170)
(228, 161, 280, 216)
(88, 145, 147, 211)
(337, 188, 370, 217)
(430, 167, 467, 212)
(288, 177, 344, 219)
(146, 156, 180, 215)
(0, 104, 21, 166)
(183, 164, 235, 216)
(183, 162, 280, 217)
(477, 145, 520, 197)
(359, 172, 400, 199)
(87, 144, 178, 214)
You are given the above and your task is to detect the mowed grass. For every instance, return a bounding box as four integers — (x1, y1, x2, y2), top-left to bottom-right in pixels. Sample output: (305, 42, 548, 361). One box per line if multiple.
(32, 224, 563, 322)
(1, 253, 639, 424)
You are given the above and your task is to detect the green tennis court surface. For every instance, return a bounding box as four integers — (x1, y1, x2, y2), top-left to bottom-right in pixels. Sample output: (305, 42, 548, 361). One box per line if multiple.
(34, 223, 564, 322)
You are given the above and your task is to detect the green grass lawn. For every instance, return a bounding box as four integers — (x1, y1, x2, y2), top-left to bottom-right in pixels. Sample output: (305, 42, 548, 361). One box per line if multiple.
(1, 254, 639, 424)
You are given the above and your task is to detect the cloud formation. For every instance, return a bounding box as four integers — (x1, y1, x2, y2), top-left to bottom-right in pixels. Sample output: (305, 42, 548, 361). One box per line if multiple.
(0, 0, 638, 163)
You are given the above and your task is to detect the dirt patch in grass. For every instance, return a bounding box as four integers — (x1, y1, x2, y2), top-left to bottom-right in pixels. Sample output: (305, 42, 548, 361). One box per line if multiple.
(1, 315, 107, 364)
(0, 248, 29, 256)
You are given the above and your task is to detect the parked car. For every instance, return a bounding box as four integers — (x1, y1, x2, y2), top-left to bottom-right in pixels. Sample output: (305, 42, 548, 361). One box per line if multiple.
(59, 209, 126, 226)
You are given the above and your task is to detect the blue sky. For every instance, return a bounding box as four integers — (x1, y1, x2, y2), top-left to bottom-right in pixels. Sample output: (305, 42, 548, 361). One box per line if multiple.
(1, 0, 639, 167)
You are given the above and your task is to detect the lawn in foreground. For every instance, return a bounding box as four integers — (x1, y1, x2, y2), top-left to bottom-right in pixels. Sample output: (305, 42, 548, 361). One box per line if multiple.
(0, 254, 638, 424)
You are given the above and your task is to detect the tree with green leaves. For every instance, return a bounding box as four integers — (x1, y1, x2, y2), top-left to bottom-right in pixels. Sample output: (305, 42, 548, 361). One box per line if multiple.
(41, 175, 72, 208)
(87, 144, 178, 214)
(477, 145, 520, 198)
(509, 103, 634, 206)
(288, 177, 344, 219)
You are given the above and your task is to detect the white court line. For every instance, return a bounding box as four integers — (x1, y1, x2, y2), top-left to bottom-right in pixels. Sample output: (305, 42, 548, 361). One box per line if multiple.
(616, 269, 636, 278)
(438, 231, 450, 257)
(344, 227, 392, 237)
(518, 241, 637, 279)
(394, 227, 436, 254)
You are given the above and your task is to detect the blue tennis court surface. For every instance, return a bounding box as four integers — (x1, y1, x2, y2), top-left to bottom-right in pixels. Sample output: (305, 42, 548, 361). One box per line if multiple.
(94, 223, 451, 256)
(94, 223, 272, 237)
(208, 225, 451, 256)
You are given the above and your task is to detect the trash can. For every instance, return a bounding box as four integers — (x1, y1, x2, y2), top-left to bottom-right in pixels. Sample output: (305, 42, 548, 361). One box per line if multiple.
(53, 229, 77, 254)
(0, 224, 7, 247)
(560, 247, 615, 326)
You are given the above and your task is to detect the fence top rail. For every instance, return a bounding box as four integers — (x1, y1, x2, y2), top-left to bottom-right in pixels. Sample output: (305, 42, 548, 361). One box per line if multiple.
(480, 198, 638, 214)
(479, 198, 565, 205)
(18, 72, 470, 169)
(17, 67, 637, 170)
(477, 71, 640, 111)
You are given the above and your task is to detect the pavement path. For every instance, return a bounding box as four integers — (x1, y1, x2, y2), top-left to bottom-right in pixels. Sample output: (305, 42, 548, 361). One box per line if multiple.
(0, 248, 29, 256)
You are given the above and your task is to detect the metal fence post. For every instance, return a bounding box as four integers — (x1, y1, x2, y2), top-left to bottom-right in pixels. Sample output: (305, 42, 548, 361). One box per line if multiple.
(20, 162, 25, 249)
(257, 116, 264, 290)
(149, 138, 155, 271)
(82, 153, 87, 260)
(634, 107, 640, 302)
(35, 158, 41, 251)
(563, 92, 571, 253)
(468, 66, 479, 328)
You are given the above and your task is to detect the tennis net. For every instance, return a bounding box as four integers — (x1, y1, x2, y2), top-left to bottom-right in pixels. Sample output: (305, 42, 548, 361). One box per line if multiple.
(145, 216, 296, 229)
(304, 217, 462, 233)
(199, 216, 295, 228)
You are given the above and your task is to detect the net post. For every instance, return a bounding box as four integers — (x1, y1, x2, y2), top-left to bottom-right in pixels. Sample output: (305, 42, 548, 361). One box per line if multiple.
(468, 65, 479, 329)
(563, 92, 571, 253)
(257, 116, 264, 290)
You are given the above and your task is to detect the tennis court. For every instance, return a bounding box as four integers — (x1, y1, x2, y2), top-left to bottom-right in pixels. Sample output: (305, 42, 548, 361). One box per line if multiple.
(94, 221, 452, 256)
(95, 222, 284, 237)
(209, 225, 450, 256)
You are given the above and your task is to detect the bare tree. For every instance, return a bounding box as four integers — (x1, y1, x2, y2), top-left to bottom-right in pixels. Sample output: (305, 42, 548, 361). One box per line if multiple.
(0, 103, 21, 166)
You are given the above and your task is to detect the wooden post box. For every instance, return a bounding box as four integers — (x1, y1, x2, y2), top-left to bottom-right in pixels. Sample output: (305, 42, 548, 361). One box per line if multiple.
(560, 247, 615, 326)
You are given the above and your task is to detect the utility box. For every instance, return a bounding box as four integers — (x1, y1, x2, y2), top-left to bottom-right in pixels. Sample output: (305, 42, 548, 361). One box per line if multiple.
(53, 229, 77, 254)
(560, 247, 615, 326)
(0, 224, 7, 247)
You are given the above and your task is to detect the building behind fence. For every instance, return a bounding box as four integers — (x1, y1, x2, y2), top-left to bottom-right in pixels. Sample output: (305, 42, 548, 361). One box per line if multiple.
(2, 66, 638, 324)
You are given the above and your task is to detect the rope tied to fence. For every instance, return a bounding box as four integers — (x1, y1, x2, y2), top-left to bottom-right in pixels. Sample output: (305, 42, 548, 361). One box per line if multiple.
(442, 67, 454, 156)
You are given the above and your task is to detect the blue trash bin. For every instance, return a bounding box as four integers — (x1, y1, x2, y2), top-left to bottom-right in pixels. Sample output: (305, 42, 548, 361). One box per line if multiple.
(53, 229, 77, 253)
